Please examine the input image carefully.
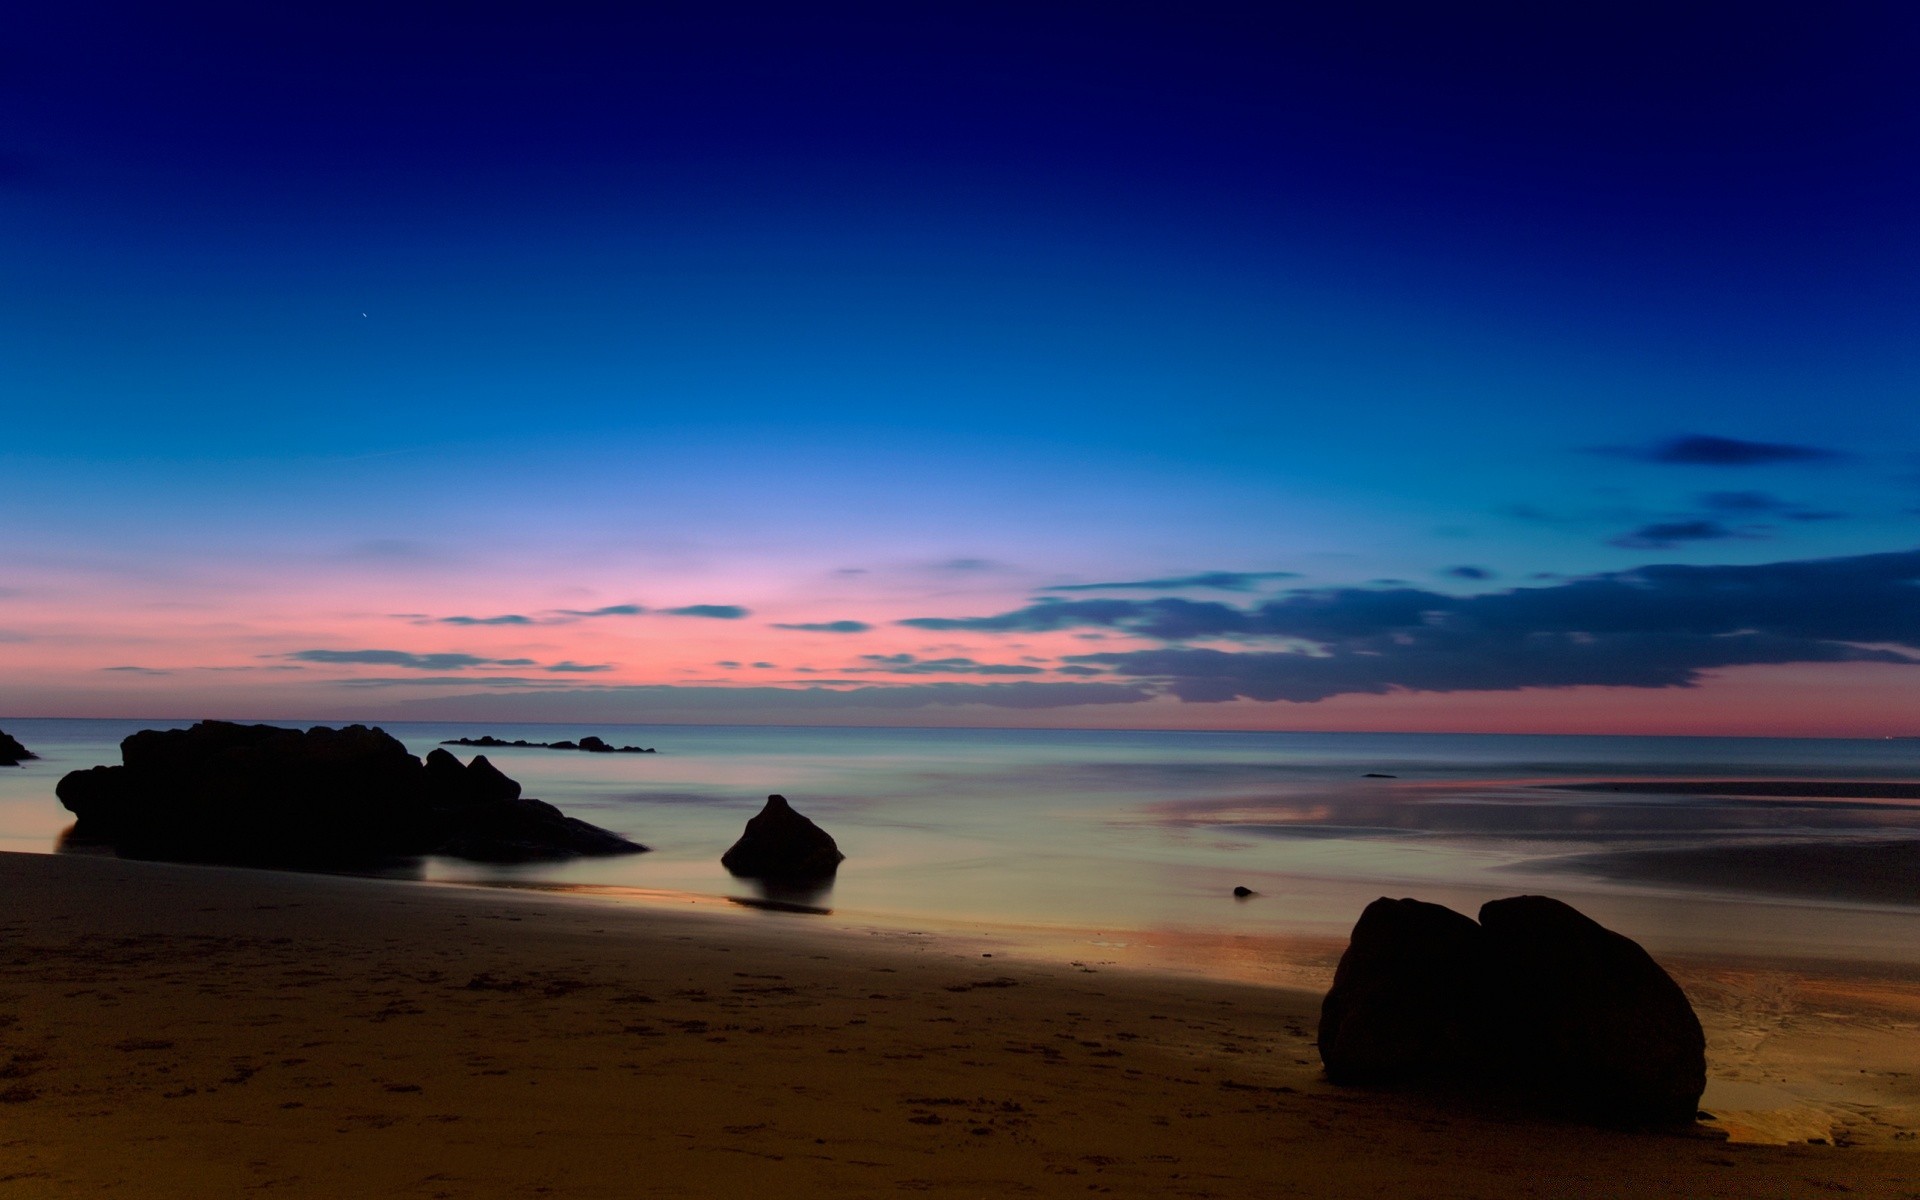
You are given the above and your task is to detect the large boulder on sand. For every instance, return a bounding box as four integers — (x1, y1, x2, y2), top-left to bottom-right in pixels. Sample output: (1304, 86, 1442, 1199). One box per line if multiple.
(1477, 895, 1706, 1125)
(1317, 893, 1704, 1125)
(1317, 897, 1487, 1084)
(55, 720, 647, 867)
(0, 729, 34, 767)
(721, 794, 844, 880)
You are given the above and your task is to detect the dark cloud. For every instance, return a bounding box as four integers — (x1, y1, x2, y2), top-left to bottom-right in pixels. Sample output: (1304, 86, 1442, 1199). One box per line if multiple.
(772, 620, 872, 633)
(1443, 566, 1494, 580)
(902, 597, 1254, 639)
(554, 604, 646, 618)
(856, 654, 1045, 676)
(1610, 434, 1845, 467)
(1609, 519, 1744, 549)
(1044, 570, 1300, 593)
(287, 649, 537, 670)
(439, 613, 535, 626)
(544, 661, 613, 673)
(936, 558, 1000, 572)
(661, 604, 750, 619)
(1070, 635, 1901, 703)
(101, 665, 171, 675)
(911, 548, 1920, 703)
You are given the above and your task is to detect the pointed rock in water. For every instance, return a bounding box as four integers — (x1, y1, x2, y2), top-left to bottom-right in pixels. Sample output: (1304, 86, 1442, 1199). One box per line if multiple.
(721, 794, 845, 880)
(1317, 893, 1704, 1126)
(0, 729, 35, 767)
(53, 720, 647, 867)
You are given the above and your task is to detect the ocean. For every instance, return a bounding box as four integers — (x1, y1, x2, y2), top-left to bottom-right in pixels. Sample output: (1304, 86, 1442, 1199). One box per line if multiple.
(4, 717, 1918, 974)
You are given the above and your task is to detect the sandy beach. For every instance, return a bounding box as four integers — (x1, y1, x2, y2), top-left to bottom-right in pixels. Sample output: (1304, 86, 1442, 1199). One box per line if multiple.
(4, 852, 1919, 1198)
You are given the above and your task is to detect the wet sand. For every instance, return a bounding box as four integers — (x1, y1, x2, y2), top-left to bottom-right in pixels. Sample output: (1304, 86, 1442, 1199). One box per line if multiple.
(4, 850, 1919, 1198)
(1563, 839, 1920, 906)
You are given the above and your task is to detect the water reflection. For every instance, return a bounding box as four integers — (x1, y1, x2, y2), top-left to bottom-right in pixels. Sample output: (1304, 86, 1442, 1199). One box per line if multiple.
(54, 823, 429, 880)
(729, 873, 836, 915)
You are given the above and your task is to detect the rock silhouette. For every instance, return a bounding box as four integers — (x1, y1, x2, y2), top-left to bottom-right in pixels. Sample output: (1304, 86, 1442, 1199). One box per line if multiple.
(721, 794, 844, 880)
(0, 729, 34, 767)
(56, 721, 648, 866)
(440, 734, 655, 753)
(1478, 896, 1707, 1125)
(1318, 894, 1704, 1125)
(1318, 898, 1487, 1084)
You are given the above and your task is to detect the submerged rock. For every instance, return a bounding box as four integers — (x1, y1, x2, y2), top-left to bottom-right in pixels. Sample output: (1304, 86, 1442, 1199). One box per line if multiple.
(55, 720, 648, 867)
(0, 729, 34, 767)
(1317, 893, 1704, 1125)
(720, 794, 844, 880)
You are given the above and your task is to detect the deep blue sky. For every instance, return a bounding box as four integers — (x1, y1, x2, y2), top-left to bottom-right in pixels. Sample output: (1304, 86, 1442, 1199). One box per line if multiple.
(5, 3, 1919, 730)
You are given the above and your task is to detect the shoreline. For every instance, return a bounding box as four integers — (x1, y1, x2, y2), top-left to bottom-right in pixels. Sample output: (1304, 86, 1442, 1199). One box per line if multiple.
(6, 852, 1920, 1197)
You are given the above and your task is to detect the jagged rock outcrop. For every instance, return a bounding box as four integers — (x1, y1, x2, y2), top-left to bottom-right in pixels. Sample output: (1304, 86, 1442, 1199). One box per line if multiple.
(720, 794, 844, 880)
(0, 729, 34, 767)
(55, 720, 648, 866)
(1317, 894, 1705, 1125)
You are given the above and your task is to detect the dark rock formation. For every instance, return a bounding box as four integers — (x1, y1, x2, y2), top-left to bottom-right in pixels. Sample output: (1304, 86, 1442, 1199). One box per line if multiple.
(56, 721, 648, 867)
(1317, 894, 1704, 1125)
(1318, 897, 1488, 1085)
(1477, 896, 1706, 1126)
(440, 734, 655, 753)
(720, 794, 844, 880)
(0, 729, 34, 767)
(1232, 886, 1256, 898)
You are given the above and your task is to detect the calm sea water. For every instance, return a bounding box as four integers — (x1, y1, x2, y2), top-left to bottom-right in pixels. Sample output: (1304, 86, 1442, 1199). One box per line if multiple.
(5, 718, 1919, 967)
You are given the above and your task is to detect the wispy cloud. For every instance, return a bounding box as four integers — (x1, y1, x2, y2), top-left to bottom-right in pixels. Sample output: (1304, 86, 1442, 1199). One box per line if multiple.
(554, 604, 646, 618)
(1603, 434, 1846, 467)
(1698, 491, 1845, 522)
(392, 681, 1155, 715)
(855, 653, 1045, 676)
(1608, 519, 1746, 549)
(287, 649, 537, 670)
(330, 675, 596, 689)
(903, 597, 1255, 639)
(661, 604, 750, 619)
(772, 620, 872, 633)
(439, 614, 536, 626)
(1044, 571, 1300, 593)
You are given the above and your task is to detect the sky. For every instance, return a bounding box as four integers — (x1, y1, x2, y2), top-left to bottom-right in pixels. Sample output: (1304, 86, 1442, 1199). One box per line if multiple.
(4, 2, 1919, 736)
